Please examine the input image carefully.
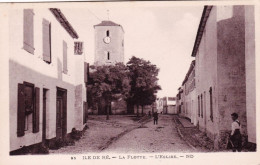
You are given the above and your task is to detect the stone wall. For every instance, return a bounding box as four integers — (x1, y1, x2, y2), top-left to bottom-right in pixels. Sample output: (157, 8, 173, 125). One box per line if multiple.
(217, 6, 247, 143)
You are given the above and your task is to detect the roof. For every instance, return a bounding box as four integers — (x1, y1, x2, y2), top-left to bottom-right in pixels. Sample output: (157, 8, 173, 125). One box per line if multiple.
(94, 20, 124, 32)
(94, 20, 120, 26)
(182, 60, 195, 85)
(49, 8, 79, 39)
(191, 6, 213, 57)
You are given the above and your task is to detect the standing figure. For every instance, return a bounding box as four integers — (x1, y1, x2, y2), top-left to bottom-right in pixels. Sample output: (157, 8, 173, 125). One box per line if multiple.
(230, 113, 242, 152)
(153, 111, 158, 125)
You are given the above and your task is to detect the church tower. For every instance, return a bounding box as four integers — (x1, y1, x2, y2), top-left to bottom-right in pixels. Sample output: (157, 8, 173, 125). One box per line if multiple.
(94, 20, 124, 66)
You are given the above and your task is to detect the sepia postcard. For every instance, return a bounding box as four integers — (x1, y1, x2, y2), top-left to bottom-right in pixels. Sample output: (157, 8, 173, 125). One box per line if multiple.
(0, 0, 259, 164)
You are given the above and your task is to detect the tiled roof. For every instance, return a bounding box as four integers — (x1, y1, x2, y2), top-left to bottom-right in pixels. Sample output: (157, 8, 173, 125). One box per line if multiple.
(182, 60, 195, 85)
(94, 20, 124, 32)
(49, 8, 79, 39)
(94, 20, 121, 26)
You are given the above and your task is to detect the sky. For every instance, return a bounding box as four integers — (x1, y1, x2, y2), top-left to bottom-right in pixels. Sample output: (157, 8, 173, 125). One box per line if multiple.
(62, 3, 203, 98)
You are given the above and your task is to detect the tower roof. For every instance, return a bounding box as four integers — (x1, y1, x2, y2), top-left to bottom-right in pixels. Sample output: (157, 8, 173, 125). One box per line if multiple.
(94, 20, 120, 26)
(94, 20, 124, 32)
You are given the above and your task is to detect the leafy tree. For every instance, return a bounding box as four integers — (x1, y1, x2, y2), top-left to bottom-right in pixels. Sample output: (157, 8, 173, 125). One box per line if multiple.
(87, 63, 130, 120)
(127, 56, 161, 116)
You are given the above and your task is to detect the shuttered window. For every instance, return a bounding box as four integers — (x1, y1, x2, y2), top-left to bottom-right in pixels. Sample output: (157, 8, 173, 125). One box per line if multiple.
(42, 19, 51, 63)
(63, 41, 68, 74)
(33, 87, 40, 133)
(23, 9, 35, 54)
(74, 42, 83, 55)
(17, 82, 40, 137)
(17, 84, 26, 137)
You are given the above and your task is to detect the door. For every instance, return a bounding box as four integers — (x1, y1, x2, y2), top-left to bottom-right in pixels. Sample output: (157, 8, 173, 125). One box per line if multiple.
(56, 88, 67, 140)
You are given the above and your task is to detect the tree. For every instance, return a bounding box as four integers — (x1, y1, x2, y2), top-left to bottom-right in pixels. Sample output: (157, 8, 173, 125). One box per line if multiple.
(127, 56, 161, 116)
(87, 63, 130, 120)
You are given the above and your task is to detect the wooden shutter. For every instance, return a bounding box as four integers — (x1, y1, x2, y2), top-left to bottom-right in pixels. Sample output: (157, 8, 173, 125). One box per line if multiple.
(63, 41, 68, 74)
(33, 87, 40, 133)
(74, 42, 83, 55)
(42, 19, 51, 63)
(17, 83, 25, 137)
(23, 9, 34, 54)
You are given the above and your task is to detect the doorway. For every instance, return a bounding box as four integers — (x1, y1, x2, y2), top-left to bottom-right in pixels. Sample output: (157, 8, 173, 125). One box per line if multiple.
(56, 87, 67, 140)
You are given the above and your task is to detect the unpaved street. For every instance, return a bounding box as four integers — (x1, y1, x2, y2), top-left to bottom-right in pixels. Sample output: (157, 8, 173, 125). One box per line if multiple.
(50, 115, 196, 154)
(104, 115, 195, 153)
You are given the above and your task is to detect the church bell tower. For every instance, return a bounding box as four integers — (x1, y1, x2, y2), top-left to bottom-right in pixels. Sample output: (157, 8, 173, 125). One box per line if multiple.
(94, 20, 124, 66)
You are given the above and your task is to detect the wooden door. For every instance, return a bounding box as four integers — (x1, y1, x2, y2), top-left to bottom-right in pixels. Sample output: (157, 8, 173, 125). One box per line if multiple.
(56, 97, 63, 139)
(56, 88, 67, 140)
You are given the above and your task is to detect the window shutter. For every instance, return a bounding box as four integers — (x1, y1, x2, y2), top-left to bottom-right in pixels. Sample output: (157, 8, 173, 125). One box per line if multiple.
(63, 41, 68, 74)
(17, 83, 25, 137)
(42, 19, 51, 63)
(23, 9, 34, 54)
(74, 42, 83, 55)
(33, 87, 40, 133)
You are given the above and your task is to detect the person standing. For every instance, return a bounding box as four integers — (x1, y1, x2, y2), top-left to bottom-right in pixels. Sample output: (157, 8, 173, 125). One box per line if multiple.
(230, 113, 242, 152)
(153, 111, 158, 125)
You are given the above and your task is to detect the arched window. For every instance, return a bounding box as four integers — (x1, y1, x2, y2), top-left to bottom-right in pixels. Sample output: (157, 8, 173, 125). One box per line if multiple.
(106, 30, 109, 37)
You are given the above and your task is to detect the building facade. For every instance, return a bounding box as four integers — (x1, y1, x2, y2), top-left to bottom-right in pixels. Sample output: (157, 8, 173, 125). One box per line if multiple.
(185, 5, 256, 149)
(94, 20, 124, 66)
(8, 8, 87, 153)
(162, 97, 177, 114)
(176, 87, 184, 115)
(181, 60, 197, 123)
(156, 98, 164, 114)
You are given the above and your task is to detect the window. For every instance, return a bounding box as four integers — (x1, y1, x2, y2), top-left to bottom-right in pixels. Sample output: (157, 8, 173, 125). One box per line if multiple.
(23, 9, 35, 54)
(198, 96, 200, 117)
(201, 94, 203, 118)
(17, 82, 40, 137)
(63, 41, 68, 74)
(107, 52, 110, 60)
(74, 42, 83, 55)
(106, 30, 109, 37)
(42, 19, 51, 63)
(209, 87, 213, 121)
(122, 40, 124, 47)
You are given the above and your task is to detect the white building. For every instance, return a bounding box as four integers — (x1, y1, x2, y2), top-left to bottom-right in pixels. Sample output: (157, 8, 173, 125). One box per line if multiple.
(8, 8, 87, 153)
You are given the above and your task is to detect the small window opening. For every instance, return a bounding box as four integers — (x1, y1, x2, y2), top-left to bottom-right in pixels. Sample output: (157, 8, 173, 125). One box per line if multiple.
(107, 52, 110, 60)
